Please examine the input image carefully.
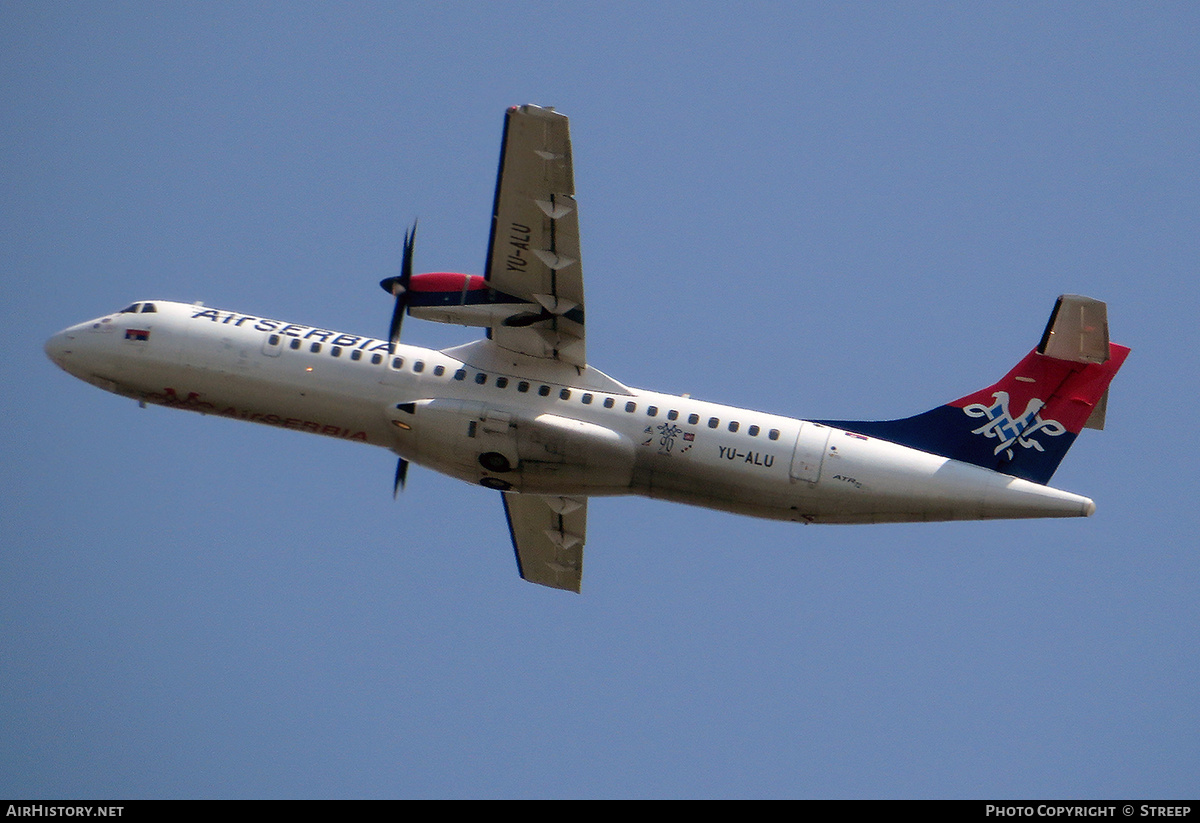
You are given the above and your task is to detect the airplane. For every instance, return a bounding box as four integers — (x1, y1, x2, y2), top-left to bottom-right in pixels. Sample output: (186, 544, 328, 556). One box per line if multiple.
(45, 104, 1130, 593)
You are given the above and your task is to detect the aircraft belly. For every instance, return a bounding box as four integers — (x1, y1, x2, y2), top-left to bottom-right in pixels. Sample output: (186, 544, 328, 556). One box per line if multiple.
(396, 401, 636, 494)
(515, 413, 635, 492)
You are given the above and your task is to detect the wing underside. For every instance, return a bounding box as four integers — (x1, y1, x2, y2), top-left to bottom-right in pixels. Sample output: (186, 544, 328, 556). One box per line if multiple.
(502, 493, 587, 593)
(484, 105, 586, 368)
(487, 106, 590, 592)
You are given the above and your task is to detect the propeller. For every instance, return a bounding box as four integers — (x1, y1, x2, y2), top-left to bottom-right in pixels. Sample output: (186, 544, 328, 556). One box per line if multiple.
(380, 220, 418, 352)
(393, 457, 409, 498)
(380, 222, 418, 498)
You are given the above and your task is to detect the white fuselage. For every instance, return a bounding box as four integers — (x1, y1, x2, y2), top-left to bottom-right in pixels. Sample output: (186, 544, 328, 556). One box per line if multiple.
(45, 300, 1095, 524)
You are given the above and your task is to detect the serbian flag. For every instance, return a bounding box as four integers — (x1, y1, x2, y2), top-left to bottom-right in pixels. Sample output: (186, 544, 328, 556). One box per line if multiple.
(125, 328, 150, 341)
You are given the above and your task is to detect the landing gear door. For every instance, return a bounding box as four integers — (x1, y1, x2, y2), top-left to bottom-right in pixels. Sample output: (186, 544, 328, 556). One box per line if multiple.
(789, 421, 830, 484)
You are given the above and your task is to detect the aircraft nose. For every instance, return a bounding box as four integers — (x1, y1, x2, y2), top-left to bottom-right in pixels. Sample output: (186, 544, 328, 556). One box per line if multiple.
(45, 328, 74, 368)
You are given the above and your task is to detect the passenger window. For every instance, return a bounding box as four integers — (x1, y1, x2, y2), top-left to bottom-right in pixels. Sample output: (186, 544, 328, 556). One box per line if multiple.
(768, 429, 780, 441)
(290, 339, 302, 350)
(312, 343, 323, 354)
(268, 334, 280, 346)
(351, 350, 362, 361)
(728, 421, 739, 433)
(331, 346, 342, 357)
(517, 381, 529, 392)
(647, 406, 658, 416)
(625, 402, 637, 413)
(560, 389, 571, 400)
(413, 361, 424, 373)
(538, 385, 551, 396)
(434, 365, 445, 376)
(495, 377, 508, 388)
(667, 410, 678, 421)
(582, 393, 594, 405)
(475, 373, 487, 385)
(454, 369, 466, 381)
(748, 425, 760, 437)
(708, 417, 719, 429)
(371, 353, 382, 365)
(603, 397, 615, 409)
(391, 356, 404, 369)
(688, 414, 700, 425)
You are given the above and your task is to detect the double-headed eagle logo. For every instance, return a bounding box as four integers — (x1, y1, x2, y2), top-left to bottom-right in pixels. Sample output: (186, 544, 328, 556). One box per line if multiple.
(963, 391, 1066, 460)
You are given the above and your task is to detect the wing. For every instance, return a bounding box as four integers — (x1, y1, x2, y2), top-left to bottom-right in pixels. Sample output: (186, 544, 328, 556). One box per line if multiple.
(501, 493, 587, 593)
(484, 105, 586, 368)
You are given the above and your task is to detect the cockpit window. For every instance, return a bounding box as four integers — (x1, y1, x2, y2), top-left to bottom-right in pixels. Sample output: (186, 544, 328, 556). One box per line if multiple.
(119, 303, 140, 313)
(140, 303, 157, 313)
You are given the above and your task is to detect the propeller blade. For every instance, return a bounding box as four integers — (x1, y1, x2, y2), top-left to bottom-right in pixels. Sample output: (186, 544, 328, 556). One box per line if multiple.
(393, 457, 409, 498)
(387, 292, 405, 349)
(384, 223, 416, 498)
(384, 221, 418, 351)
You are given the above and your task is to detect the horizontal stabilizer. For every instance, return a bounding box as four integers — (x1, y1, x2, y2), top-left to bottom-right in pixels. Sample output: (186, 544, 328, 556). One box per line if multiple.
(1038, 294, 1110, 364)
(1084, 388, 1108, 431)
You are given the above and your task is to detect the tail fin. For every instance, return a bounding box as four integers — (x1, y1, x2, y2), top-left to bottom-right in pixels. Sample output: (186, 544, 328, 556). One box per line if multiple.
(818, 295, 1130, 485)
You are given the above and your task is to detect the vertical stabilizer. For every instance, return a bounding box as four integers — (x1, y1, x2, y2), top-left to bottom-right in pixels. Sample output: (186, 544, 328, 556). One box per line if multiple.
(817, 296, 1130, 485)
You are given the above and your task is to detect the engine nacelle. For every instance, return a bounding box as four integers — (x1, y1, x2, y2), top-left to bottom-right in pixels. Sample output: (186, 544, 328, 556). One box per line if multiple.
(405, 272, 535, 328)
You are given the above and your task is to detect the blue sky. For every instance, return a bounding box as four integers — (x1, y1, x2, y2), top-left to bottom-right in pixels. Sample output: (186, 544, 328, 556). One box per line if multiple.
(3, 2, 1197, 798)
